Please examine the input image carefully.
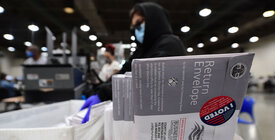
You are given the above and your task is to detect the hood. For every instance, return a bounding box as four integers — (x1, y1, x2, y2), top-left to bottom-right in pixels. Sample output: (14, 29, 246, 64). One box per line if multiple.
(136, 2, 173, 48)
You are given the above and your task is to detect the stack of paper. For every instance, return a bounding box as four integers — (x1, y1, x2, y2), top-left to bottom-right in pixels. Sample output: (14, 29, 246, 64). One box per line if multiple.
(123, 72, 135, 139)
(112, 74, 126, 140)
(65, 108, 88, 126)
(131, 53, 254, 140)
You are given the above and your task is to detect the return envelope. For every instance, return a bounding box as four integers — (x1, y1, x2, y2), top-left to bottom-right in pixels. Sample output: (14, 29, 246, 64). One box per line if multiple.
(132, 53, 254, 140)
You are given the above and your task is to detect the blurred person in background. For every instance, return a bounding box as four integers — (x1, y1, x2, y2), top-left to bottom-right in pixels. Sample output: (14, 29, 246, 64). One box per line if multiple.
(80, 2, 185, 123)
(98, 44, 121, 82)
(0, 72, 16, 97)
(264, 76, 274, 93)
(24, 45, 47, 65)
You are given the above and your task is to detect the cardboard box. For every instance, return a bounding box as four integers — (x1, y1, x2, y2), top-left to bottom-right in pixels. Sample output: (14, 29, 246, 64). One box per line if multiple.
(132, 53, 254, 140)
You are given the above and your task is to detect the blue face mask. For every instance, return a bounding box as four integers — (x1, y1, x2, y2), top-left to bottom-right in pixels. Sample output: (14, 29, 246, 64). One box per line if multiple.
(26, 51, 34, 58)
(135, 23, 145, 44)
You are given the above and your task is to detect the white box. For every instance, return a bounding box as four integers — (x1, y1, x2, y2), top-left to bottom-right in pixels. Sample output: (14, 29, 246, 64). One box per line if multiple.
(0, 100, 110, 140)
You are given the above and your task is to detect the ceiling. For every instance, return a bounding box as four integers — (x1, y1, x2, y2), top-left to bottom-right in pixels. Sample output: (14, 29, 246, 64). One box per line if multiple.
(0, 0, 275, 57)
(0, 0, 96, 57)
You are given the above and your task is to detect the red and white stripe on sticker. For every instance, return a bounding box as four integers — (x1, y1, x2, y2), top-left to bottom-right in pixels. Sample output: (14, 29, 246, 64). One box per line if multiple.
(200, 96, 236, 126)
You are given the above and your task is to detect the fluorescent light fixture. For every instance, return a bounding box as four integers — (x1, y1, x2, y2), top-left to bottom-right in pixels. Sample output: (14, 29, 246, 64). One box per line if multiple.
(24, 41, 32, 47)
(131, 36, 135, 41)
(199, 8, 212, 17)
(231, 43, 239, 48)
(3, 34, 14, 40)
(130, 47, 136, 52)
(96, 42, 103, 47)
(64, 7, 74, 14)
(8, 47, 15, 52)
(89, 35, 97, 41)
(228, 26, 239, 34)
(249, 36, 259, 43)
(0, 6, 4, 14)
(41, 47, 48, 52)
(197, 43, 204, 48)
(28, 24, 39, 32)
(210, 36, 218, 42)
(80, 25, 90, 32)
(181, 26, 190, 33)
(187, 47, 193, 52)
(263, 10, 275, 18)
(131, 42, 137, 48)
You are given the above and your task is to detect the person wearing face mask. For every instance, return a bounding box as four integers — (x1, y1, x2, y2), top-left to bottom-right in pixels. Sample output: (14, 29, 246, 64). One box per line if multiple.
(24, 45, 47, 65)
(0, 72, 16, 98)
(117, 2, 186, 74)
(98, 44, 121, 82)
(80, 2, 185, 123)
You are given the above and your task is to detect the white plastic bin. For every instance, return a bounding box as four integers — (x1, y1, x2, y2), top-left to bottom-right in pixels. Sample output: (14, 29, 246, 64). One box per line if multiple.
(0, 100, 110, 140)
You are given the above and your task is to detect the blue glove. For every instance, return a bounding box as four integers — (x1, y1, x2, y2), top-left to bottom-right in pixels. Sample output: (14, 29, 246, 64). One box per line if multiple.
(80, 94, 101, 124)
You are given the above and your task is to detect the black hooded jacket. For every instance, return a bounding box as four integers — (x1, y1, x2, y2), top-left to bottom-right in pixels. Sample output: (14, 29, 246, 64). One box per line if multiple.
(119, 2, 185, 74)
(97, 2, 186, 101)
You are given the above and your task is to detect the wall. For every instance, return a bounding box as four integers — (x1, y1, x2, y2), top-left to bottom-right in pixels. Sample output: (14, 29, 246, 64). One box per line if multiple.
(245, 34, 275, 78)
(1, 34, 275, 79)
(0, 52, 24, 77)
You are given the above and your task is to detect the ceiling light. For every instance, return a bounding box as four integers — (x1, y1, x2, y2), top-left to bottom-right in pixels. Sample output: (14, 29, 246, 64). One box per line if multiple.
(8, 47, 15, 52)
(199, 8, 212, 17)
(231, 43, 239, 48)
(101, 47, 106, 52)
(130, 36, 135, 41)
(80, 25, 90, 32)
(263, 10, 275, 18)
(210, 36, 218, 42)
(228, 26, 239, 34)
(131, 42, 137, 48)
(64, 7, 74, 14)
(60, 42, 66, 47)
(89, 35, 97, 41)
(41, 47, 48, 52)
(96, 42, 103, 47)
(181, 26, 190, 33)
(187, 47, 193, 53)
(3, 34, 14, 40)
(130, 48, 136, 52)
(197, 43, 204, 48)
(0, 6, 4, 14)
(28, 24, 39, 32)
(121, 44, 131, 49)
(249, 36, 259, 43)
(24, 41, 32, 47)
(121, 60, 126, 66)
(52, 36, 56, 40)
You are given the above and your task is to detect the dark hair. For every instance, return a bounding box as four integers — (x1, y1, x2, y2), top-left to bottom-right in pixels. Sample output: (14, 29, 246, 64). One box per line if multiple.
(105, 44, 115, 56)
(0, 72, 7, 80)
(27, 45, 41, 54)
(129, 5, 144, 20)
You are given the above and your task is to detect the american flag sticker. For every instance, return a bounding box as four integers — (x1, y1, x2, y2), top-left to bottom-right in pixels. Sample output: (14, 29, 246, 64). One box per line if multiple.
(199, 96, 236, 126)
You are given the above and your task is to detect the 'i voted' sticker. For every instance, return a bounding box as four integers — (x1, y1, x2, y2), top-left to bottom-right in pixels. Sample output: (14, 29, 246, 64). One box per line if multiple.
(200, 96, 236, 126)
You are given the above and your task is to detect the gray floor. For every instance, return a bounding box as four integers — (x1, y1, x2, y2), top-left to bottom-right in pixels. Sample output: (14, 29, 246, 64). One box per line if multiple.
(237, 92, 275, 140)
